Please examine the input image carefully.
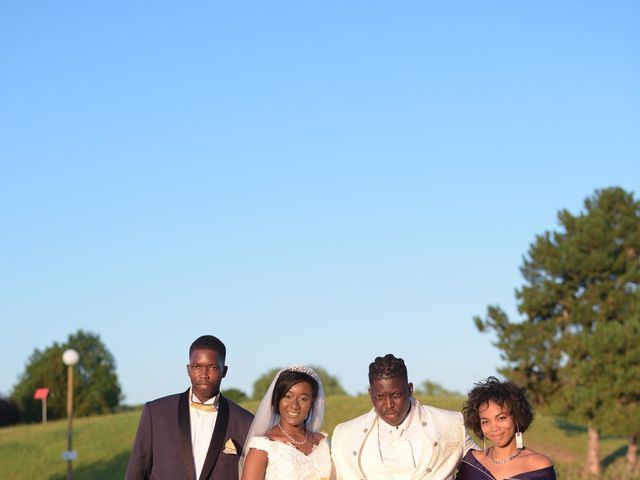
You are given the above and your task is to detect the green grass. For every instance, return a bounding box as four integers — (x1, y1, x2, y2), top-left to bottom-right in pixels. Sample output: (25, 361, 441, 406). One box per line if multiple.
(0, 410, 139, 480)
(0, 395, 637, 479)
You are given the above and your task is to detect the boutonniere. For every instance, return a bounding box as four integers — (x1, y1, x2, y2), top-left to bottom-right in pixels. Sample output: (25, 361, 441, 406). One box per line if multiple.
(223, 438, 238, 455)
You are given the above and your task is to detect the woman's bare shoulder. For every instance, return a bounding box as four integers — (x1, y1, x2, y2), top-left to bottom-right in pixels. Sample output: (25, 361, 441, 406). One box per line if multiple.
(310, 431, 326, 444)
(522, 449, 554, 469)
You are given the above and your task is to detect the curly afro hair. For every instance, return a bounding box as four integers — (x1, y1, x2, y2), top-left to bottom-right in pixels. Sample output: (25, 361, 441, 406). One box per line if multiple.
(462, 376, 534, 439)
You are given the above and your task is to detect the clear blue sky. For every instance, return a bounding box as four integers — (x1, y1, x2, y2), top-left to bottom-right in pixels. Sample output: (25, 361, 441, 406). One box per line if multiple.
(2, 2, 638, 405)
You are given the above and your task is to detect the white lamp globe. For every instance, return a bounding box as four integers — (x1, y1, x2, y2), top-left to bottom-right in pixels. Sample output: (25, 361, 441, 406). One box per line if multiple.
(62, 349, 80, 366)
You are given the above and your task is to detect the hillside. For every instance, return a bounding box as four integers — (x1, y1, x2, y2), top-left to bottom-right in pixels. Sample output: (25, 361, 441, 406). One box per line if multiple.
(0, 395, 636, 479)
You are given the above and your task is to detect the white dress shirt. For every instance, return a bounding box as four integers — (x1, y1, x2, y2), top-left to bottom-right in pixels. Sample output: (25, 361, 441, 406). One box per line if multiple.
(189, 389, 219, 478)
(362, 402, 431, 480)
(371, 400, 428, 479)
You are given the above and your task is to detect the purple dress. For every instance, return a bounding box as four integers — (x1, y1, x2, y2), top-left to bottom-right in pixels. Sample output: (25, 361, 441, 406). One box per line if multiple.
(455, 450, 556, 480)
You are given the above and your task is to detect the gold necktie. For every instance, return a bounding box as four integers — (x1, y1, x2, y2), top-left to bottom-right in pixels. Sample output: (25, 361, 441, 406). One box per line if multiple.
(191, 402, 217, 412)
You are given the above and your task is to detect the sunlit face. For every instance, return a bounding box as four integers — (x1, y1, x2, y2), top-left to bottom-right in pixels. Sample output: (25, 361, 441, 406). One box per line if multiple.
(479, 400, 516, 448)
(186, 349, 227, 403)
(369, 377, 413, 426)
(278, 381, 314, 427)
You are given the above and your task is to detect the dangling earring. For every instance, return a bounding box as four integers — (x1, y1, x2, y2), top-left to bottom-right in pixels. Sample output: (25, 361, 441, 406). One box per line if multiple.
(483, 436, 487, 454)
(515, 424, 524, 449)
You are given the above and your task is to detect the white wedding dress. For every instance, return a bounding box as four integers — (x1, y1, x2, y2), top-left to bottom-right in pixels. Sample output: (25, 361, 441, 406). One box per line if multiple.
(246, 435, 332, 480)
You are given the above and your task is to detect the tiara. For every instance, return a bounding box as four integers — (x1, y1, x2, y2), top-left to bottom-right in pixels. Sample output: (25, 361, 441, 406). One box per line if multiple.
(286, 365, 316, 377)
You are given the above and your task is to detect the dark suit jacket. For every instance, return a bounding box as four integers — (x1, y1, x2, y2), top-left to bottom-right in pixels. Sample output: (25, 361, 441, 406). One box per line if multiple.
(125, 389, 254, 480)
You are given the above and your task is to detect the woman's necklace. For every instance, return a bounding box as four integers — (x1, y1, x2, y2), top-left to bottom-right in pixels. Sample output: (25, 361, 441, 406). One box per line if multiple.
(277, 422, 308, 445)
(489, 446, 523, 464)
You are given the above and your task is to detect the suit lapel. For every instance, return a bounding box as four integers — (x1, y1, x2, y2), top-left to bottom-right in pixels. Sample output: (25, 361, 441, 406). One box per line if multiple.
(359, 415, 396, 480)
(356, 410, 378, 479)
(178, 389, 197, 480)
(198, 395, 229, 480)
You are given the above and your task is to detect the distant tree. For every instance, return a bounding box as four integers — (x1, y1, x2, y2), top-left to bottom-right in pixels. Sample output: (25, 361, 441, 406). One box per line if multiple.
(417, 380, 459, 397)
(475, 187, 640, 476)
(0, 395, 20, 427)
(252, 366, 347, 400)
(314, 366, 348, 397)
(252, 368, 281, 401)
(12, 330, 122, 422)
(222, 388, 248, 403)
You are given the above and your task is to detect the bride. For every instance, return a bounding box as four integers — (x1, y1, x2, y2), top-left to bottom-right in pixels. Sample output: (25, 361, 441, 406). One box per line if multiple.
(239, 365, 332, 480)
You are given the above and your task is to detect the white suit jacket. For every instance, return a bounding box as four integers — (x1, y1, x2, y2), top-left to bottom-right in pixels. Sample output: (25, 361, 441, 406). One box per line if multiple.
(331, 400, 476, 480)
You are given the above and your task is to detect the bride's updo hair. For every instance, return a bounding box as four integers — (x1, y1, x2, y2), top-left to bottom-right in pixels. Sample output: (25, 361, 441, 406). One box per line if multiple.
(271, 368, 319, 414)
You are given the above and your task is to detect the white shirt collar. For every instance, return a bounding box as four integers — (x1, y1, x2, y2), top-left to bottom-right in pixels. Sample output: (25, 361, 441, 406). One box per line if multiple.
(189, 388, 220, 407)
(378, 397, 416, 433)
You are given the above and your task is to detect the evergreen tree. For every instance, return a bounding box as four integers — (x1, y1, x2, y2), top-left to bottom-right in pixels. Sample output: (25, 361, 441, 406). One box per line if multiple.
(12, 330, 122, 422)
(475, 187, 640, 476)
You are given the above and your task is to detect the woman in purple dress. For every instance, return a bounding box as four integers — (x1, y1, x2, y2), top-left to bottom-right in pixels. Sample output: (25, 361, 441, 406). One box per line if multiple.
(455, 377, 556, 480)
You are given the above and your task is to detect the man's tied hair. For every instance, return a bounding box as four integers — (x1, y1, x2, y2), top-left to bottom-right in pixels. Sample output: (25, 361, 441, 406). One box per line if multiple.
(368, 354, 408, 384)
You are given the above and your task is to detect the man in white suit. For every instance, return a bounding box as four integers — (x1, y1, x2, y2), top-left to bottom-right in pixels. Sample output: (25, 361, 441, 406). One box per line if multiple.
(331, 354, 476, 480)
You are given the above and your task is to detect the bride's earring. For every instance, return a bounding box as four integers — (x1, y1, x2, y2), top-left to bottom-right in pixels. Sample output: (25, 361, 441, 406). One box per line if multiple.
(515, 424, 524, 449)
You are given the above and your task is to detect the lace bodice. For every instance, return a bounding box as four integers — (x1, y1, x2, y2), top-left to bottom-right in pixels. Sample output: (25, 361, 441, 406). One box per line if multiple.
(247, 434, 332, 480)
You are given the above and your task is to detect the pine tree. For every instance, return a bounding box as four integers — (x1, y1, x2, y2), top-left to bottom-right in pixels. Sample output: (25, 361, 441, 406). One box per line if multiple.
(475, 187, 640, 476)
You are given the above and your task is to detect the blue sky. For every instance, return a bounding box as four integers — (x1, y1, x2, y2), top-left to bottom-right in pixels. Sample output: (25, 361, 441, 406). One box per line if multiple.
(2, 2, 638, 405)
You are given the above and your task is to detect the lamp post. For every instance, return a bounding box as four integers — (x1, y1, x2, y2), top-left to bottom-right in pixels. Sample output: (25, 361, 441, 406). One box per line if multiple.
(62, 349, 79, 480)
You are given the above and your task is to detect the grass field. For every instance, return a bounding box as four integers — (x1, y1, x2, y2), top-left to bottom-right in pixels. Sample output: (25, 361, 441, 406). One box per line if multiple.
(0, 395, 637, 479)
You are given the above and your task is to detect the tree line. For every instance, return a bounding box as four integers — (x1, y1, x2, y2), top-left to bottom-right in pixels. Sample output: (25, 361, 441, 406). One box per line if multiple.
(1, 331, 453, 426)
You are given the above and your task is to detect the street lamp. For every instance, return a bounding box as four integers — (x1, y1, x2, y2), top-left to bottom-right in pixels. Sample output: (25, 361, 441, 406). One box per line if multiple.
(62, 349, 79, 480)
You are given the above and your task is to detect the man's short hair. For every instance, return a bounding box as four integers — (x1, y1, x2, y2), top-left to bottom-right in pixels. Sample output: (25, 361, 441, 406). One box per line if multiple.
(189, 335, 226, 362)
(368, 354, 408, 384)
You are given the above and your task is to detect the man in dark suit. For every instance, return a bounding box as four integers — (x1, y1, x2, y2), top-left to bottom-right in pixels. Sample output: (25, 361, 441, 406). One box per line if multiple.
(126, 335, 254, 480)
